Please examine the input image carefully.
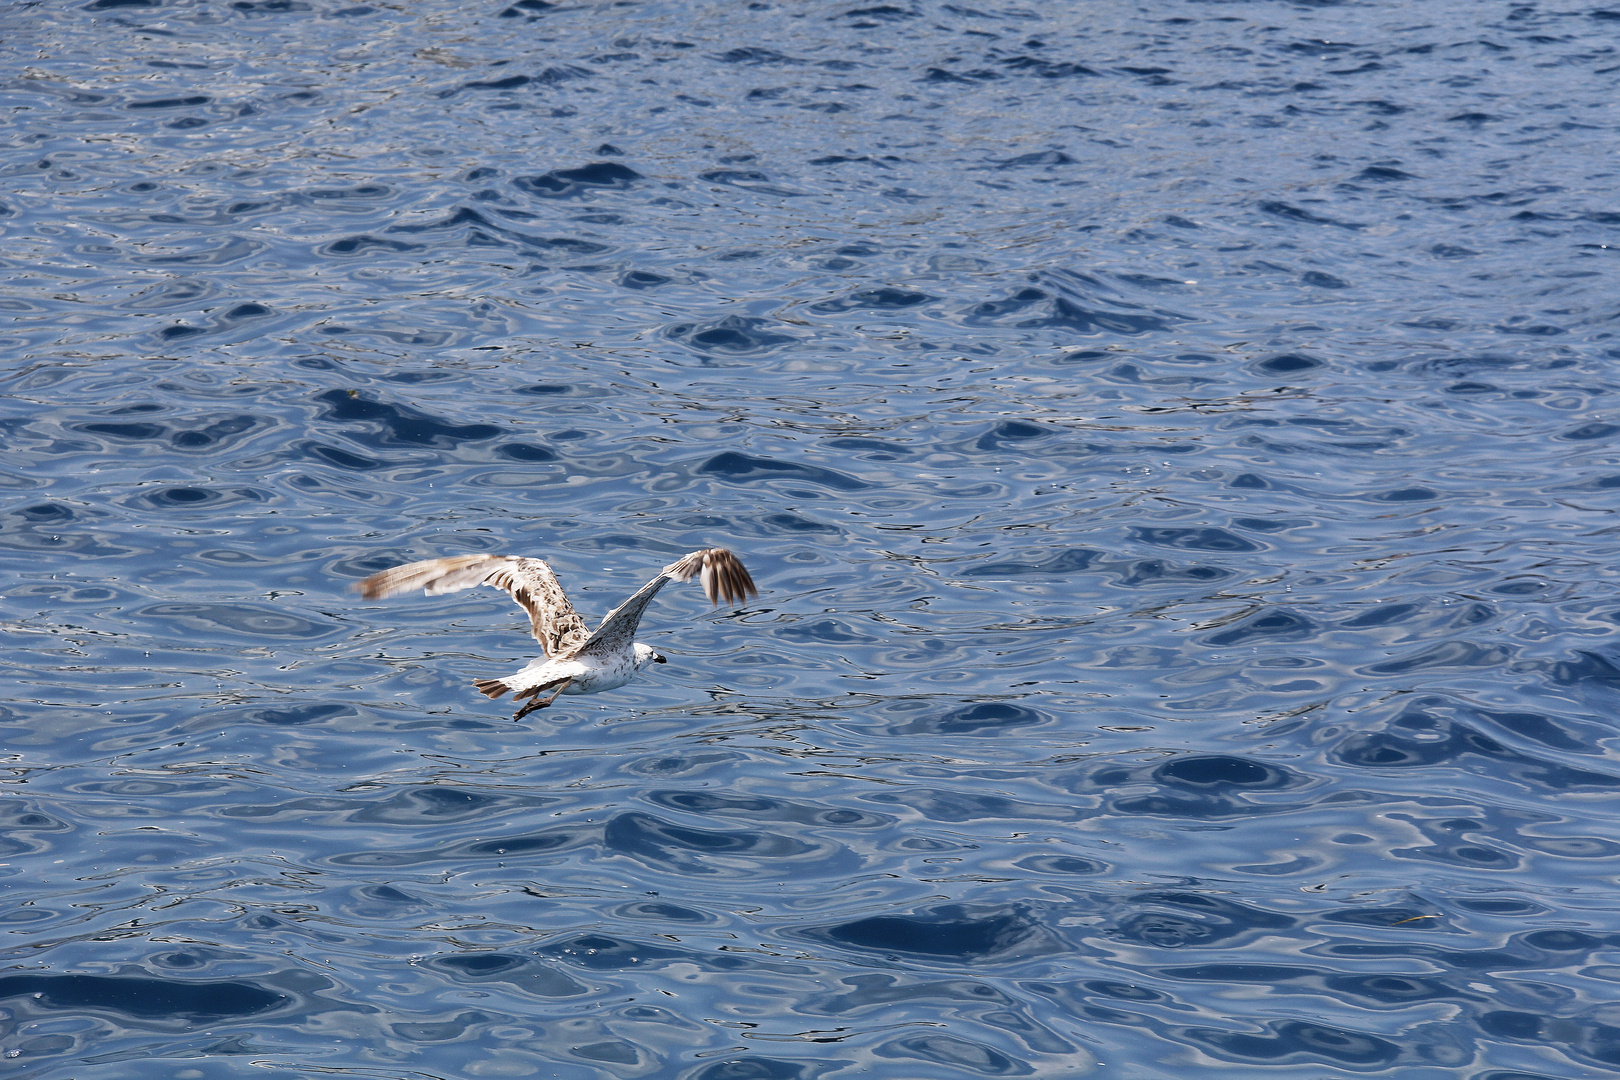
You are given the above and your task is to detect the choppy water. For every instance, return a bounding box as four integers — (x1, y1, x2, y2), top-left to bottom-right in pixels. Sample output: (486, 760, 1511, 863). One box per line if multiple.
(4, 0, 1620, 1076)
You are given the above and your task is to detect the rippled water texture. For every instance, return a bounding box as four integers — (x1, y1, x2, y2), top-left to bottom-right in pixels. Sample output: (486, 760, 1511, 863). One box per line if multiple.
(4, 0, 1620, 1076)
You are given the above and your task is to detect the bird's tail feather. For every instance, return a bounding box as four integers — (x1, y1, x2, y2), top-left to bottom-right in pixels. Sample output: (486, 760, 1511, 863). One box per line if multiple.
(475, 674, 570, 701)
(472, 677, 510, 699)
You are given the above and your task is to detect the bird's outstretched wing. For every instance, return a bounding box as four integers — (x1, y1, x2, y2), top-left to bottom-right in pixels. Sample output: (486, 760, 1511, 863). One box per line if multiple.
(356, 555, 590, 659)
(577, 548, 758, 657)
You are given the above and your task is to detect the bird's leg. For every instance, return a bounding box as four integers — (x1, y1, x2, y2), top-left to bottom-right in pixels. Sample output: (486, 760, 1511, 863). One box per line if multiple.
(513, 679, 572, 721)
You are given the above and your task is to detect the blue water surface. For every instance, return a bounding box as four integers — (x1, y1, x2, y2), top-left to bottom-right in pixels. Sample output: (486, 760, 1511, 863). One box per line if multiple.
(4, 0, 1620, 1076)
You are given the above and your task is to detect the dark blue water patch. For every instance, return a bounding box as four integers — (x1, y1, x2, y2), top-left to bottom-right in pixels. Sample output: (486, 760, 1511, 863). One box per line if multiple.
(494, 441, 558, 462)
(1074, 755, 1307, 821)
(997, 149, 1078, 168)
(1537, 649, 1620, 695)
(1558, 421, 1620, 440)
(384, 206, 609, 254)
(1112, 892, 1295, 949)
(1113, 273, 1190, 291)
(1490, 577, 1550, 596)
(75, 413, 267, 451)
(294, 441, 389, 470)
(132, 234, 260, 267)
(646, 790, 893, 829)
(321, 234, 422, 256)
(686, 1057, 845, 1080)
(802, 973, 1020, 1018)
(603, 811, 837, 877)
(1001, 56, 1101, 79)
(921, 66, 1001, 84)
(1332, 699, 1620, 791)
(865, 789, 1080, 824)
(822, 436, 912, 459)
(1182, 1019, 1402, 1067)
(809, 287, 936, 312)
(620, 269, 670, 289)
(124, 484, 268, 511)
(962, 548, 1101, 577)
(77, 420, 166, 440)
(1479, 1010, 1620, 1070)
(1317, 904, 1451, 931)
(539, 932, 807, 977)
(1097, 361, 1218, 390)
(718, 46, 801, 64)
(974, 419, 1055, 449)
(1014, 855, 1107, 876)
(886, 701, 1046, 736)
(350, 786, 554, 823)
(512, 161, 643, 198)
(329, 824, 593, 867)
(313, 389, 502, 448)
(454, 67, 590, 93)
(1302, 271, 1349, 289)
(1202, 608, 1317, 647)
(1388, 812, 1523, 871)
(1371, 486, 1437, 502)
(694, 451, 868, 491)
(757, 512, 840, 535)
(1257, 200, 1365, 229)
(771, 617, 877, 644)
(664, 314, 798, 355)
(0, 509, 131, 556)
(283, 183, 384, 210)
(0, 972, 289, 1024)
(1356, 639, 1509, 675)
(873, 1032, 1032, 1075)
(1355, 165, 1418, 182)
(1152, 755, 1302, 791)
(1251, 352, 1325, 375)
(232, 0, 314, 13)
(422, 953, 587, 997)
(244, 703, 354, 726)
(799, 904, 1057, 961)
(614, 900, 714, 923)
(1229, 515, 1307, 534)
(1131, 527, 1261, 553)
(128, 94, 211, 110)
(963, 288, 1173, 334)
(1340, 602, 1418, 628)
(697, 168, 809, 197)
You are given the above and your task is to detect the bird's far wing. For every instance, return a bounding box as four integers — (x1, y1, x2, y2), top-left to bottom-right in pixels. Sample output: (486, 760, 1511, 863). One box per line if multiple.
(577, 548, 758, 657)
(356, 554, 590, 659)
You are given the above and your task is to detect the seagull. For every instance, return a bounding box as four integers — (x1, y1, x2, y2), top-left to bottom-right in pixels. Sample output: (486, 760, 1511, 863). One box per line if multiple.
(357, 548, 758, 720)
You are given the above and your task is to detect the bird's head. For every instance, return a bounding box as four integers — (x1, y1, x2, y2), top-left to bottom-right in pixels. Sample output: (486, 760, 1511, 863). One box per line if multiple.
(633, 643, 667, 669)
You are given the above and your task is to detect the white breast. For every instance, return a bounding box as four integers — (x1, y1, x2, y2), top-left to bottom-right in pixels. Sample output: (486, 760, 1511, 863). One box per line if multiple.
(559, 653, 639, 695)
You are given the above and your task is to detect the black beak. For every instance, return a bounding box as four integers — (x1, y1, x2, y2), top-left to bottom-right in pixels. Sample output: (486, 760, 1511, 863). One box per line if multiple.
(653, 653, 667, 664)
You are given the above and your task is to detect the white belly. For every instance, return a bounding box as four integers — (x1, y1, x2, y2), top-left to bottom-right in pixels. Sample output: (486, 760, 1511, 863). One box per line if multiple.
(513, 649, 639, 696)
(560, 665, 637, 695)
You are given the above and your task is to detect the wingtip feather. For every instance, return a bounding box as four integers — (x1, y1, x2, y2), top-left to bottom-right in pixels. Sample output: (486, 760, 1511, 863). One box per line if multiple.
(697, 547, 759, 606)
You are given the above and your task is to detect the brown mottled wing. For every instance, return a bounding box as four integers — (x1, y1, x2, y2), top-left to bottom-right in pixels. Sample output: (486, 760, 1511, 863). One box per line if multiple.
(355, 555, 590, 659)
(577, 548, 758, 658)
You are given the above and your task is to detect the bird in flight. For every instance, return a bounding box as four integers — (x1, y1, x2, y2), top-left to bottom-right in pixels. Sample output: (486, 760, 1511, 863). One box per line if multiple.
(357, 548, 758, 720)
